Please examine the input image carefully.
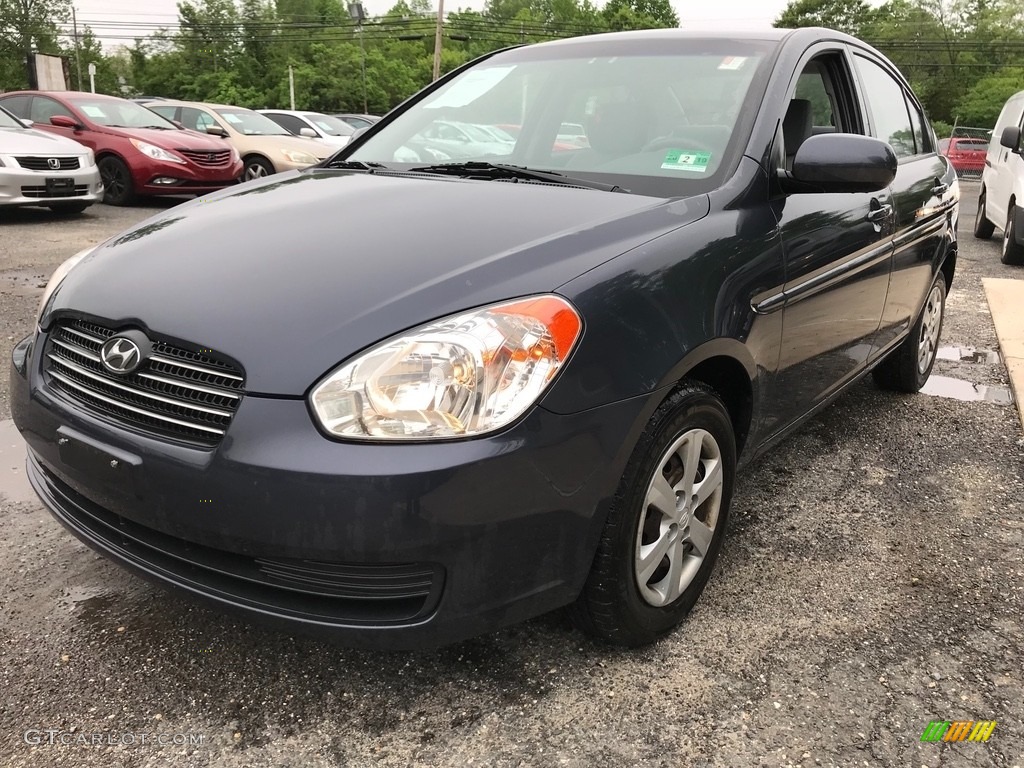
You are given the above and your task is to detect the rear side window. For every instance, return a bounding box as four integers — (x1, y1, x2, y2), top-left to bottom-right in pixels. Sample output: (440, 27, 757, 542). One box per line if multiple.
(854, 55, 916, 158)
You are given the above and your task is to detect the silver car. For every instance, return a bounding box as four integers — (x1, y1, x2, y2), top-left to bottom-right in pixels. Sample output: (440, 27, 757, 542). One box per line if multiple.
(0, 106, 102, 213)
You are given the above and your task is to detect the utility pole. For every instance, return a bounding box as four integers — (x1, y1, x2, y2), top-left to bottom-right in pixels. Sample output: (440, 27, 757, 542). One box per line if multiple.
(348, 3, 368, 114)
(432, 0, 445, 82)
(72, 6, 83, 91)
(288, 65, 295, 110)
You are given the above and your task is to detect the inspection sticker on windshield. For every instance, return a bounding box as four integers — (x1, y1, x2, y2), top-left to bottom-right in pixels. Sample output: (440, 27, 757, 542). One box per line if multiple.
(661, 150, 711, 173)
(718, 56, 748, 70)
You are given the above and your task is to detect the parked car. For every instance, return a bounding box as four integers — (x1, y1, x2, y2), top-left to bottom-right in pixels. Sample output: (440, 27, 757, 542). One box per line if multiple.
(258, 109, 355, 148)
(0, 105, 102, 213)
(12, 28, 957, 650)
(144, 100, 332, 180)
(405, 119, 514, 160)
(974, 90, 1024, 265)
(0, 91, 243, 205)
(938, 136, 987, 176)
(332, 113, 380, 130)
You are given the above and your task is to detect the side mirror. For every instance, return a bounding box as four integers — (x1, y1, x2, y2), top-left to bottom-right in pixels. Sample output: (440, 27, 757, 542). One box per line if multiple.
(351, 126, 369, 140)
(49, 115, 82, 130)
(785, 133, 897, 194)
(20, 118, 34, 128)
(299, 126, 317, 138)
(205, 125, 228, 137)
(1000, 125, 1021, 152)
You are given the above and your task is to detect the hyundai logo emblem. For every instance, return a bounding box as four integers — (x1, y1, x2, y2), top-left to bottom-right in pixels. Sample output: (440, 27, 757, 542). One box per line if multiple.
(48, 158, 61, 170)
(100, 337, 144, 374)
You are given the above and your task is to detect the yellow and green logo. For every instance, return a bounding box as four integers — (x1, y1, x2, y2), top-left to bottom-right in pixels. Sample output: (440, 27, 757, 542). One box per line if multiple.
(921, 720, 996, 742)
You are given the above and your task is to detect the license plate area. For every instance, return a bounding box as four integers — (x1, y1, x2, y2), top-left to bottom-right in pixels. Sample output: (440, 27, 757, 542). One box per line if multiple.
(45, 177, 75, 195)
(56, 426, 138, 497)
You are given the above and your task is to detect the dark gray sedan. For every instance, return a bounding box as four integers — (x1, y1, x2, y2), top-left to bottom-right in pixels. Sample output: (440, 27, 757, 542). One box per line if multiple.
(11, 28, 957, 649)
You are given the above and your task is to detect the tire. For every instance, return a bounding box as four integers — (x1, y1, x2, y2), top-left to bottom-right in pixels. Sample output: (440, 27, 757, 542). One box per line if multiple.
(1001, 202, 1024, 266)
(48, 203, 89, 214)
(571, 382, 736, 647)
(98, 156, 135, 206)
(242, 156, 274, 181)
(873, 276, 946, 393)
(973, 189, 995, 239)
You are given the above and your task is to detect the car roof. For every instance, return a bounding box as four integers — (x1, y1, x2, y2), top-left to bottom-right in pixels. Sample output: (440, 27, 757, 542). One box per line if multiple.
(2, 90, 126, 101)
(144, 99, 255, 112)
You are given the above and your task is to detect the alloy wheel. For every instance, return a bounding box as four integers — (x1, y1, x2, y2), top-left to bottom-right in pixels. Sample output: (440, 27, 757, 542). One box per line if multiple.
(635, 428, 724, 607)
(917, 282, 943, 375)
(245, 163, 269, 181)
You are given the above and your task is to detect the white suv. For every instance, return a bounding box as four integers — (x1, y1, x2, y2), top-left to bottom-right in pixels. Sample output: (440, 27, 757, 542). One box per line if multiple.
(975, 89, 1024, 265)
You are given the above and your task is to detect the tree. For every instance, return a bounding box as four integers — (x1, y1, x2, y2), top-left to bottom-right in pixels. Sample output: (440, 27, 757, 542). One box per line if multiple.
(955, 67, 1024, 126)
(0, 0, 71, 88)
(775, 0, 875, 36)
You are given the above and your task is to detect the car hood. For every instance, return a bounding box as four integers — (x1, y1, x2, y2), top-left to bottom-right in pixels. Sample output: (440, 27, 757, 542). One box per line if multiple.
(101, 125, 230, 150)
(228, 132, 332, 159)
(50, 170, 708, 395)
(0, 127, 90, 155)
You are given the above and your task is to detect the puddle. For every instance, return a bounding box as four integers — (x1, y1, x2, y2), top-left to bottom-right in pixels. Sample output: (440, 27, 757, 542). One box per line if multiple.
(0, 419, 35, 503)
(57, 585, 116, 624)
(0, 269, 46, 298)
(920, 376, 1014, 405)
(936, 346, 1002, 365)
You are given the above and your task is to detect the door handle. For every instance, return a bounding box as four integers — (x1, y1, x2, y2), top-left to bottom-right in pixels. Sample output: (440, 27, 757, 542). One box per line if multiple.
(867, 203, 892, 222)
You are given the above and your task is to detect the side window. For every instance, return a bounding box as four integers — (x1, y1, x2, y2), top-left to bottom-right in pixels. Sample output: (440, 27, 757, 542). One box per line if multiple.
(907, 98, 931, 154)
(29, 97, 74, 124)
(266, 113, 307, 135)
(0, 95, 31, 118)
(149, 105, 178, 122)
(795, 71, 835, 131)
(181, 108, 214, 132)
(853, 55, 916, 159)
(781, 55, 855, 168)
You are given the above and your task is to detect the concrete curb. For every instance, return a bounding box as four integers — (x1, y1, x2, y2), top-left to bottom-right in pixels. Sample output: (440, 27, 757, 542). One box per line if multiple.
(983, 277, 1024, 434)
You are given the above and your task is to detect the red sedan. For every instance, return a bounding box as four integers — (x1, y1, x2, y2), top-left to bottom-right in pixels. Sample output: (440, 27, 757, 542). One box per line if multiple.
(0, 91, 243, 205)
(938, 136, 988, 175)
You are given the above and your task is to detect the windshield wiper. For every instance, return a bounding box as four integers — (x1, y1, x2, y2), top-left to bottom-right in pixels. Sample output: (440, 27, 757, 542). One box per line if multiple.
(407, 161, 630, 193)
(321, 159, 389, 171)
(140, 125, 171, 130)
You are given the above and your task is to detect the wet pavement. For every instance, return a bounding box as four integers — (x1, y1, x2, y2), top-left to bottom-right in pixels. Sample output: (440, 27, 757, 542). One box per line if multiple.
(0, 188, 1022, 768)
(0, 418, 33, 504)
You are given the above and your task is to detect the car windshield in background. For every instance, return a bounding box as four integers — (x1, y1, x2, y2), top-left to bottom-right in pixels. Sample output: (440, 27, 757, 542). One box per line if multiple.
(66, 98, 178, 129)
(309, 114, 355, 136)
(0, 107, 24, 129)
(348, 39, 774, 197)
(216, 109, 291, 136)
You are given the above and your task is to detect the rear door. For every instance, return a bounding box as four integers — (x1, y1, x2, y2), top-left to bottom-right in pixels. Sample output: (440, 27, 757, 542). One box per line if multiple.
(851, 52, 954, 355)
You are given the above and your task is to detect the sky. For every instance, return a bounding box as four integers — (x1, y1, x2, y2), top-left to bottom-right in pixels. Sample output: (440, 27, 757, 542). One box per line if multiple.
(70, 0, 812, 50)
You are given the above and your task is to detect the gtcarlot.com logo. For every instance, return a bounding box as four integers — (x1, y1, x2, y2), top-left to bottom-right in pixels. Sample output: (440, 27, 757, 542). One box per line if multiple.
(921, 720, 996, 742)
(24, 730, 205, 747)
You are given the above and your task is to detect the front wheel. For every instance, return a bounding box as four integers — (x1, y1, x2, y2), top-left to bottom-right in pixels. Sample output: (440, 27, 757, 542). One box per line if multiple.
(571, 382, 736, 646)
(873, 277, 946, 393)
(98, 156, 135, 206)
(1001, 203, 1024, 265)
(973, 189, 995, 239)
(242, 156, 274, 181)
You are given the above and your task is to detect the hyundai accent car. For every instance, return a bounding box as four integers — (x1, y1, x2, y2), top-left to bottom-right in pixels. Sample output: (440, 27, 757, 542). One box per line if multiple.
(11, 29, 958, 649)
(0, 92, 243, 205)
(0, 105, 102, 213)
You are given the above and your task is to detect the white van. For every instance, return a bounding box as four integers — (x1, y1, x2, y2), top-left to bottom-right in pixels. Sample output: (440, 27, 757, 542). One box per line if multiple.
(975, 90, 1024, 264)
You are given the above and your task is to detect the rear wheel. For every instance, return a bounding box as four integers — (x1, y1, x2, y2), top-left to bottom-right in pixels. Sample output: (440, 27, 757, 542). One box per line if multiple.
(48, 203, 89, 214)
(873, 276, 946, 393)
(973, 189, 995, 239)
(1001, 203, 1024, 265)
(571, 382, 735, 646)
(98, 156, 135, 206)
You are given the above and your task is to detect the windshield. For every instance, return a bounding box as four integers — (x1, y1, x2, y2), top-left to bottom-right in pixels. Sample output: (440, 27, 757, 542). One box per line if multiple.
(0, 106, 24, 129)
(349, 37, 775, 196)
(216, 109, 290, 136)
(953, 139, 988, 149)
(67, 97, 177, 128)
(307, 114, 355, 136)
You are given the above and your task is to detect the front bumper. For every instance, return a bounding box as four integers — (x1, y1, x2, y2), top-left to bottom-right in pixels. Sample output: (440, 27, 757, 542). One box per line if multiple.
(135, 159, 244, 196)
(0, 164, 102, 206)
(11, 334, 648, 648)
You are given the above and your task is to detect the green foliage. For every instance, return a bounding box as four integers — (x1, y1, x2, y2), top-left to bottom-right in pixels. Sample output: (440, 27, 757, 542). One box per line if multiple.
(955, 67, 1024, 126)
(0, 0, 71, 88)
(776, 0, 875, 36)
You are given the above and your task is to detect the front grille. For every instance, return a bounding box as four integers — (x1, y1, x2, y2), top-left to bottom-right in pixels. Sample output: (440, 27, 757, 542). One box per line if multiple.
(177, 149, 232, 167)
(15, 155, 81, 171)
(44, 319, 244, 446)
(21, 185, 89, 198)
(32, 454, 444, 625)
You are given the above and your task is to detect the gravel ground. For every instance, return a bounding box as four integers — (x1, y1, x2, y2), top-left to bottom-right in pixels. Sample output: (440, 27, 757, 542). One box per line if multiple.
(1, 186, 1022, 768)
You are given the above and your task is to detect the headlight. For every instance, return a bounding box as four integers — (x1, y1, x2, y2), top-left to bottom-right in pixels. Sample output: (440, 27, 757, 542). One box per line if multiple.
(83, 149, 96, 167)
(310, 295, 582, 440)
(280, 149, 318, 165)
(130, 139, 185, 164)
(229, 146, 240, 162)
(38, 246, 95, 323)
